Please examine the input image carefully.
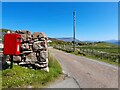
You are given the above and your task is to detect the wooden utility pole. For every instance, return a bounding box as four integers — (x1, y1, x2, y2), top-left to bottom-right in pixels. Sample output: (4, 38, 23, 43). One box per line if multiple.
(73, 11, 76, 52)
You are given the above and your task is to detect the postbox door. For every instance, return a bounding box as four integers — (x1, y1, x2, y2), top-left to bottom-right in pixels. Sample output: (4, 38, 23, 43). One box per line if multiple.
(4, 34, 22, 55)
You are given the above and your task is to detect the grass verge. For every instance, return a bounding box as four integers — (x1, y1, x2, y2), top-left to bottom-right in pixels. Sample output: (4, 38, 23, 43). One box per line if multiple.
(70, 51, 120, 66)
(55, 48, 120, 66)
(0, 70, 2, 90)
(2, 53, 62, 88)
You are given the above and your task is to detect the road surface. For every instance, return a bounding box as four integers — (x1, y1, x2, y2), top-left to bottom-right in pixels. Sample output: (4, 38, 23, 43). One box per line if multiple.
(48, 48, 118, 88)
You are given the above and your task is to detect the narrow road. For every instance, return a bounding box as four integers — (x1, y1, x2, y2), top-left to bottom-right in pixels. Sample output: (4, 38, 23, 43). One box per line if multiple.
(49, 48, 118, 88)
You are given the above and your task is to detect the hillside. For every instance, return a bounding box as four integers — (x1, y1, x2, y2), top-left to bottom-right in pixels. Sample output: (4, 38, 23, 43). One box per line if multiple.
(56, 37, 80, 42)
(48, 37, 62, 42)
(82, 40, 119, 46)
(105, 40, 120, 46)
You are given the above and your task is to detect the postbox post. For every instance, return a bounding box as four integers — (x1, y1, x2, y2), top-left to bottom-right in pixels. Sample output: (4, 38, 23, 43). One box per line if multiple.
(10, 55, 13, 69)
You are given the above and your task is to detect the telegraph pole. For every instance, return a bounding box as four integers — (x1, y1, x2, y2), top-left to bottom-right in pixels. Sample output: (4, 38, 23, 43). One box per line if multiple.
(73, 11, 76, 52)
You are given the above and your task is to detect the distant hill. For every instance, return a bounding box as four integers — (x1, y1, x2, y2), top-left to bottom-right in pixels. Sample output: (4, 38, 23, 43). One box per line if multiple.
(48, 37, 63, 42)
(104, 40, 120, 46)
(81, 40, 120, 46)
(56, 37, 80, 42)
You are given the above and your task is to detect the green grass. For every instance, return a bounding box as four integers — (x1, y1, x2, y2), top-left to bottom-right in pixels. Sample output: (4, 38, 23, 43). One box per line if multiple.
(77, 42, 119, 54)
(0, 70, 2, 90)
(83, 53, 120, 66)
(52, 41, 120, 66)
(2, 54, 62, 88)
(54, 46, 120, 66)
(78, 47, 119, 54)
(70, 51, 120, 66)
(93, 42, 118, 47)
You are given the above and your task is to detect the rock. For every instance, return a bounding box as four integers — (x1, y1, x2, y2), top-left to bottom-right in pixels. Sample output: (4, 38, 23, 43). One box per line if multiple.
(32, 32, 40, 39)
(13, 56, 21, 61)
(26, 52, 37, 62)
(6, 55, 10, 61)
(21, 43, 30, 50)
(43, 67, 49, 72)
(39, 32, 47, 38)
(20, 34, 26, 41)
(33, 43, 39, 51)
(40, 51, 48, 58)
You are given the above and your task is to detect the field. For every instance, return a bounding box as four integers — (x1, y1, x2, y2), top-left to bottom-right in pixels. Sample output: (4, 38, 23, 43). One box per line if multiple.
(77, 42, 119, 54)
(50, 41, 120, 66)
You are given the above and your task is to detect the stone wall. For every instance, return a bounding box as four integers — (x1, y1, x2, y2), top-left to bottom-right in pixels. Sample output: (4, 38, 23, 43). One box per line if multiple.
(6, 30, 49, 72)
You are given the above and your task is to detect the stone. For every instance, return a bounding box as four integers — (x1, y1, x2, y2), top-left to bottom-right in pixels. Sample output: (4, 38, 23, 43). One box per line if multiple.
(26, 52, 37, 62)
(32, 32, 40, 39)
(40, 51, 48, 58)
(39, 32, 47, 38)
(6, 55, 10, 61)
(21, 34, 27, 41)
(13, 56, 21, 61)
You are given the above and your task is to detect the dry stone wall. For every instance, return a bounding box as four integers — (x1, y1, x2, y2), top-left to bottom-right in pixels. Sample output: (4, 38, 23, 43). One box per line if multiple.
(6, 30, 49, 72)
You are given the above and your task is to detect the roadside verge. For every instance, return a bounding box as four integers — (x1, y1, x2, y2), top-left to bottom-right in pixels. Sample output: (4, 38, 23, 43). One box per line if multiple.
(2, 53, 62, 88)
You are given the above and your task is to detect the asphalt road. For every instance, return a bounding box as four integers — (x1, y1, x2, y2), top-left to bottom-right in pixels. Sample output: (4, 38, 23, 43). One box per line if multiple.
(48, 48, 118, 88)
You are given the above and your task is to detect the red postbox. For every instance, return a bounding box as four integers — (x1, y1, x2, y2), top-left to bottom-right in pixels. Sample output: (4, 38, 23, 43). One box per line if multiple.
(3, 33, 22, 55)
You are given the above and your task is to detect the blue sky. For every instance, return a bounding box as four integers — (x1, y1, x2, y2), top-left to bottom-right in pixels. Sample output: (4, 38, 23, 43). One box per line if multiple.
(2, 2, 118, 41)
